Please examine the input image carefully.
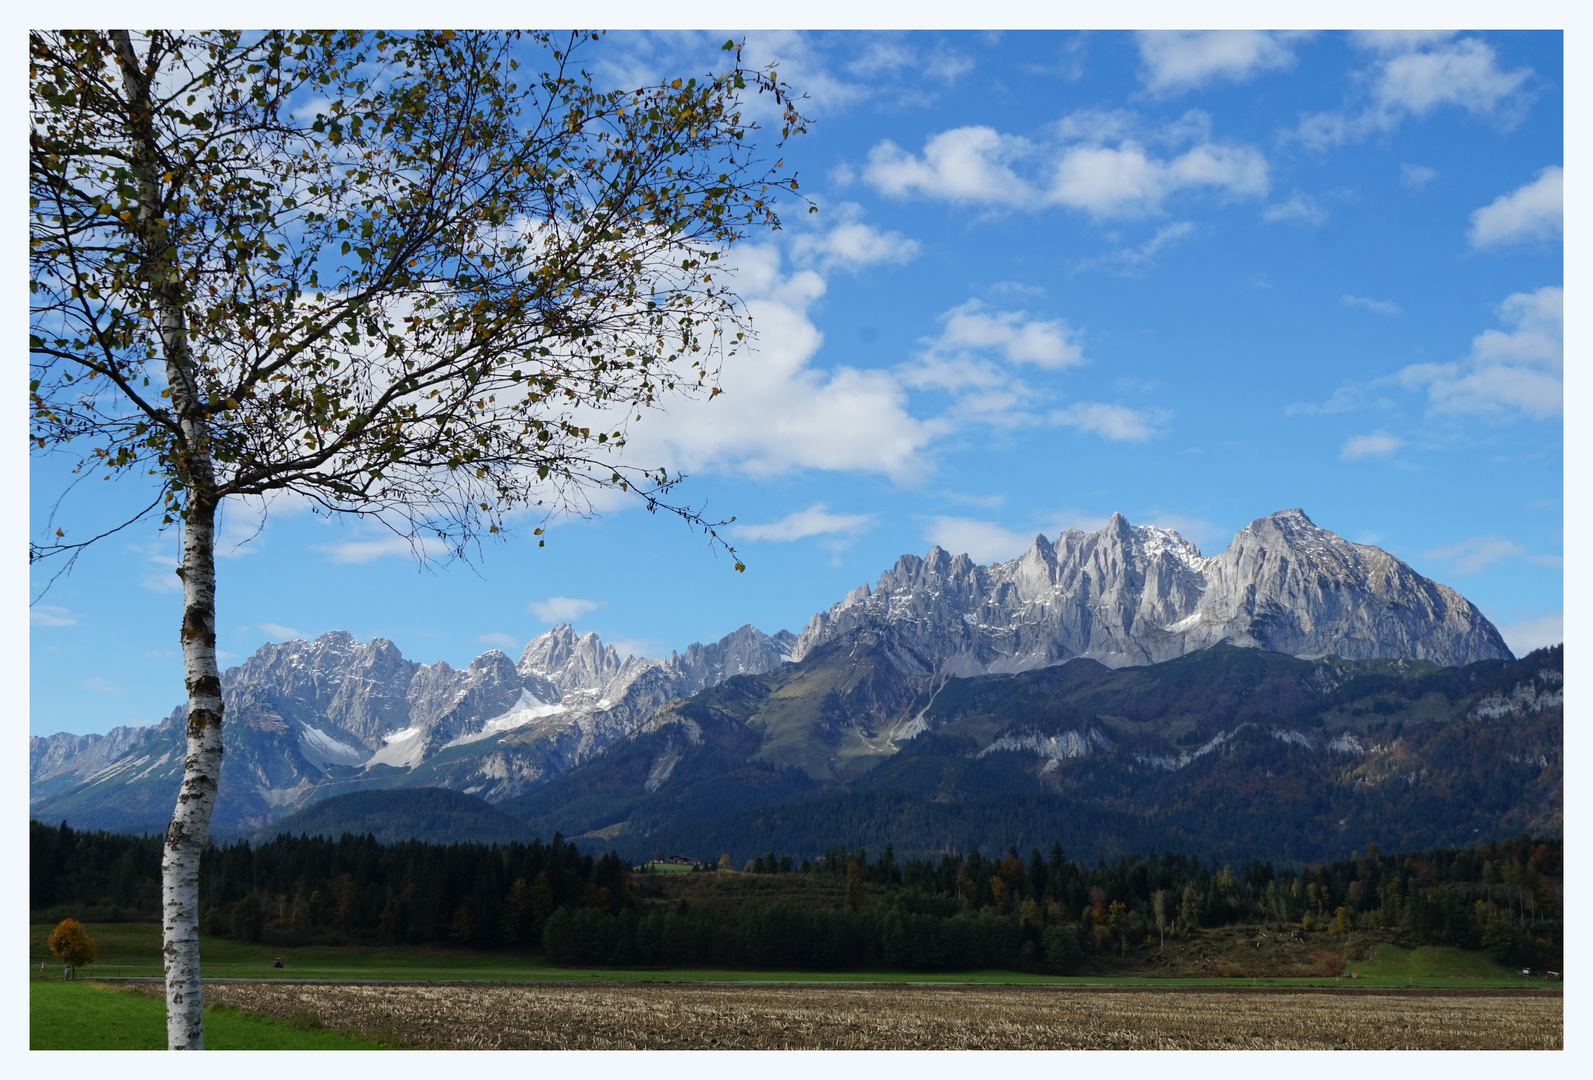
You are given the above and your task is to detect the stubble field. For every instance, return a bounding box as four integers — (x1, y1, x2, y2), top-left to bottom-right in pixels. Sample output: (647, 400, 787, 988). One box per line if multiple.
(201, 981, 1562, 1050)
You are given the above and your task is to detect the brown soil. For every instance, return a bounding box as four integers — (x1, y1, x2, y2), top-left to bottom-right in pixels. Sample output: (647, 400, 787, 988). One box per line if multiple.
(201, 981, 1562, 1050)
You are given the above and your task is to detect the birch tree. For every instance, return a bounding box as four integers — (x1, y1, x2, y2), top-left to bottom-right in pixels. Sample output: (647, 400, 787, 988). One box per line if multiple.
(30, 29, 806, 1048)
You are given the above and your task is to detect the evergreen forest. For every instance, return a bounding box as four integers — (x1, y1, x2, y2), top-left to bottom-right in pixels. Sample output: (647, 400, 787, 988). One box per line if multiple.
(31, 820, 1561, 974)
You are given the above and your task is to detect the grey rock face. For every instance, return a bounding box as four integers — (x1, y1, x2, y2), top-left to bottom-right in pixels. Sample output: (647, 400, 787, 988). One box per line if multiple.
(29, 725, 149, 790)
(792, 509, 1512, 674)
(33, 619, 798, 825)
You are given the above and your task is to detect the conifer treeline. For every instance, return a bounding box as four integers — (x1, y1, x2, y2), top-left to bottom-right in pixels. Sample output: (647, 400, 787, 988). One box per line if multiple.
(29, 821, 1560, 972)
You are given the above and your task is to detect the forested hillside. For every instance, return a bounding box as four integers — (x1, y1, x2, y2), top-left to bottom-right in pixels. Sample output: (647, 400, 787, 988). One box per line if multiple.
(31, 821, 1561, 975)
(500, 645, 1562, 864)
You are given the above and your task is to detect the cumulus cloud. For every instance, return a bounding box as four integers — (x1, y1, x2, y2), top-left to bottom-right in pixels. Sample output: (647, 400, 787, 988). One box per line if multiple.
(1341, 430, 1404, 460)
(1398, 286, 1562, 419)
(614, 245, 941, 482)
(134, 537, 182, 593)
(1374, 37, 1531, 117)
(527, 596, 602, 623)
(866, 126, 1035, 205)
(1468, 166, 1562, 249)
(731, 504, 875, 542)
(924, 516, 1040, 564)
(864, 109, 1268, 219)
(1400, 163, 1438, 189)
(1135, 30, 1308, 95)
(31, 605, 78, 627)
(476, 632, 521, 651)
(1286, 383, 1393, 416)
(1048, 138, 1268, 218)
(790, 203, 921, 271)
(1342, 294, 1402, 316)
(259, 622, 305, 641)
(1422, 536, 1527, 574)
(848, 37, 972, 85)
(1498, 613, 1563, 655)
(604, 637, 662, 661)
(923, 300, 1085, 370)
(1051, 402, 1169, 442)
(1262, 192, 1327, 225)
(1294, 34, 1532, 150)
(1072, 221, 1196, 275)
(315, 536, 446, 565)
(926, 506, 1174, 564)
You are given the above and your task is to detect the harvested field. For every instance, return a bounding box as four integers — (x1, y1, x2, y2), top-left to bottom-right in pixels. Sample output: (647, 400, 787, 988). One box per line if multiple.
(202, 982, 1562, 1050)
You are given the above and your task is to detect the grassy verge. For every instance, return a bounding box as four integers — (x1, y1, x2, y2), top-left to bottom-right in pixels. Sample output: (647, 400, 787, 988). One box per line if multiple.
(30, 980, 403, 1049)
(30, 921, 1544, 989)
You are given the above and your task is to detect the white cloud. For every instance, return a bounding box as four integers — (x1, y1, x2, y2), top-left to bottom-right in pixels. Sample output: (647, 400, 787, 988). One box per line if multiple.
(1048, 139, 1268, 218)
(864, 111, 1269, 219)
(316, 536, 445, 565)
(865, 126, 1035, 205)
(259, 622, 305, 641)
(924, 516, 1040, 564)
(614, 244, 941, 482)
(1398, 286, 1562, 419)
(1050, 509, 1111, 534)
(1374, 37, 1530, 117)
(922, 300, 1085, 370)
(604, 637, 662, 661)
(1286, 382, 1396, 416)
(79, 675, 124, 696)
(1341, 431, 1404, 460)
(476, 631, 521, 651)
(134, 536, 182, 593)
(1498, 613, 1563, 655)
(731, 504, 875, 542)
(1294, 35, 1532, 150)
(1351, 30, 1458, 54)
(1262, 192, 1327, 225)
(1468, 166, 1562, 249)
(737, 31, 869, 118)
(31, 605, 78, 627)
(925, 506, 1156, 564)
(790, 203, 921, 271)
(1073, 222, 1195, 275)
(1051, 402, 1169, 442)
(1135, 30, 1307, 95)
(1423, 536, 1526, 574)
(528, 596, 602, 623)
(1342, 294, 1402, 316)
(1400, 163, 1438, 189)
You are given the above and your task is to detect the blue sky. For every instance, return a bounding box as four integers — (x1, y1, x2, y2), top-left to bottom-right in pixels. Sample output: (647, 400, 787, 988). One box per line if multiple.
(29, 29, 1564, 736)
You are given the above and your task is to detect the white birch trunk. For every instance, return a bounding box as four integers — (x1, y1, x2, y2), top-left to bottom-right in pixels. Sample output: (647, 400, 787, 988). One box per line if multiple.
(111, 30, 225, 1050)
(161, 492, 222, 1049)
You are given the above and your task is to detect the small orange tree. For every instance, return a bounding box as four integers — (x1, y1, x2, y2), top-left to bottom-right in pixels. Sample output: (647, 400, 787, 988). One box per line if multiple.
(47, 918, 98, 979)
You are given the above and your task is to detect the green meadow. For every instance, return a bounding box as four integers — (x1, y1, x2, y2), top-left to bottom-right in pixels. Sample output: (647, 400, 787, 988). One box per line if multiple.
(30, 980, 401, 1050)
(30, 921, 1537, 989)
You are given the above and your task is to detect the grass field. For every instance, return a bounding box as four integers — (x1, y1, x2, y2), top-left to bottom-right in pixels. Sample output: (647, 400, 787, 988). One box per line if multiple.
(30, 980, 401, 1049)
(30, 920, 1542, 988)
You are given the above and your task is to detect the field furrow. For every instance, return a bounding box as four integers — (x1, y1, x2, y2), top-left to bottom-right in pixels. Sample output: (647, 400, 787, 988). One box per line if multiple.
(201, 983, 1563, 1050)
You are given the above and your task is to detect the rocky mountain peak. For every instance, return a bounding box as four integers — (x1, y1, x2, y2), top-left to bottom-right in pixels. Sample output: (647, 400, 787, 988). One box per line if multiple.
(791, 509, 1511, 672)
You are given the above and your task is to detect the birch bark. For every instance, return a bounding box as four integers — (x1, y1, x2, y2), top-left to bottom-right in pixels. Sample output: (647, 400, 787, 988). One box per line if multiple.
(111, 30, 226, 1050)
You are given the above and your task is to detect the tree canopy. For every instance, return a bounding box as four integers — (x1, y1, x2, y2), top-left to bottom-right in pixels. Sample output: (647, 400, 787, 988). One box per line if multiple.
(30, 28, 808, 1048)
(31, 29, 807, 564)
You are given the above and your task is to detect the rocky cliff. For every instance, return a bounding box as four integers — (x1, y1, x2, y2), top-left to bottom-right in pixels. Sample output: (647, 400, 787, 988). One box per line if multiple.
(792, 509, 1511, 674)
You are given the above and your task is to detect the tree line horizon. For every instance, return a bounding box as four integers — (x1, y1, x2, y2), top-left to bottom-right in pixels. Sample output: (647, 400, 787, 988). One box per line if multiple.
(31, 819, 1562, 975)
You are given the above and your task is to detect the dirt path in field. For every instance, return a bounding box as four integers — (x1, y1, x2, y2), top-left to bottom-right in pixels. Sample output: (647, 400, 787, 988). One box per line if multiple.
(201, 982, 1563, 1049)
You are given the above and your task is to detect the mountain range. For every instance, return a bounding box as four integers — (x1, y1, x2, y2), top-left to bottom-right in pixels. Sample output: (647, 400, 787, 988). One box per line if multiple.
(31, 508, 1530, 858)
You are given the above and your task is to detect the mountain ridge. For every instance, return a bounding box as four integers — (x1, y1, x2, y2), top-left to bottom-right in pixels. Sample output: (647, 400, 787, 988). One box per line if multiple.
(30, 508, 1518, 836)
